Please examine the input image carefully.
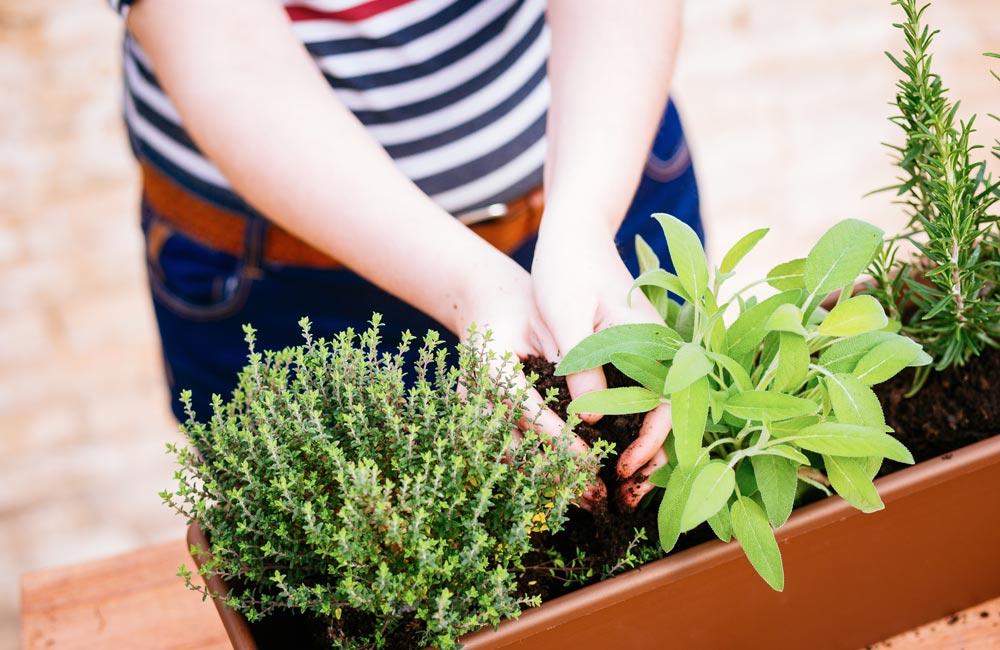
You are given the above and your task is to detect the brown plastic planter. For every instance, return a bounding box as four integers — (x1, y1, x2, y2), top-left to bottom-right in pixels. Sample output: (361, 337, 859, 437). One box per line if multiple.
(190, 434, 1000, 650)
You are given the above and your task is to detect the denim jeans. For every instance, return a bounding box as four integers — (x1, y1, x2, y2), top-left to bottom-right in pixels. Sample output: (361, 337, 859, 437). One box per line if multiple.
(141, 100, 703, 423)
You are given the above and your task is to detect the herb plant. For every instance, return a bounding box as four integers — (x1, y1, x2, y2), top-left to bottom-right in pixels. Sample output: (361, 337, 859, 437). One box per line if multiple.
(869, 0, 1000, 388)
(162, 317, 605, 650)
(557, 214, 929, 591)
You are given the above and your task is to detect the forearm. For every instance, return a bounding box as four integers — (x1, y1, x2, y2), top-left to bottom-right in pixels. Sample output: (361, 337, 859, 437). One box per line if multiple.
(541, 0, 683, 237)
(127, 0, 514, 334)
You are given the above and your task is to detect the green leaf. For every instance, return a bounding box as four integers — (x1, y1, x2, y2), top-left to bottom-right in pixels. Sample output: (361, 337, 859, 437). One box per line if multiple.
(728, 290, 806, 368)
(681, 461, 736, 532)
(735, 460, 758, 496)
(824, 455, 884, 513)
(676, 302, 696, 342)
(709, 389, 728, 424)
(750, 455, 797, 527)
(648, 463, 673, 488)
(731, 497, 784, 591)
(773, 332, 809, 393)
(672, 375, 709, 468)
(720, 228, 769, 274)
(764, 303, 807, 336)
(767, 258, 807, 291)
(631, 269, 691, 304)
(759, 444, 810, 465)
(567, 387, 661, 416)
(818, 295, 889, 337)
(818, 331, 897, 374)
(854, 337, 925, 385)
(658, 463, 702, 552)
(557, 324, 682, 375)
(654, 213, 709, 302)
(610, 353, 669, 394)
(707, 503, 733, 542)
(804, 219, 883, 298)
(705, 352, 753, 392)
(825, 373, 885, 427)
(663, 343, 713, 394)
(788, 422, 913, 464)
(724, 391, 819, 421)
(635, 234, 660, 275)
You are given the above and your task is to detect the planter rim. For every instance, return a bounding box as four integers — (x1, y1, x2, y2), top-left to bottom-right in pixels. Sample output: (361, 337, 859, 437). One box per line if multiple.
(460, 433, 1000, 647)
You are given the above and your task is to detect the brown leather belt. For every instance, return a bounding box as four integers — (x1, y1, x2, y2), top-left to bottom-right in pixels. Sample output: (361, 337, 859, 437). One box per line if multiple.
(140, 161, 544, 270)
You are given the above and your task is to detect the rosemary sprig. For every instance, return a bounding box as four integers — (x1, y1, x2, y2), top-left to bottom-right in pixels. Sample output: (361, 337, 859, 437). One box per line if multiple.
(871, 0, 1000, 391)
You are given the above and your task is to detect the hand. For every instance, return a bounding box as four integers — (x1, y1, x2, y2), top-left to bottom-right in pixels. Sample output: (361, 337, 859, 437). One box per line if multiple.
(532, 217, 671, 509)
(453, 254, 608, 510)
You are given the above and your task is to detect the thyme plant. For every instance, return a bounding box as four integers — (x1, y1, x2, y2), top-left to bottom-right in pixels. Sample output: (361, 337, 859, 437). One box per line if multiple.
(869, 0, 1000, 387)
(558, 215, 926, 591)
(162, 316, 605, 650)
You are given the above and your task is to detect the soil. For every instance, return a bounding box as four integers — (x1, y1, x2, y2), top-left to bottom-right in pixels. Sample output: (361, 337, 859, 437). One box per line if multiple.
(874, 347, 1000, 474)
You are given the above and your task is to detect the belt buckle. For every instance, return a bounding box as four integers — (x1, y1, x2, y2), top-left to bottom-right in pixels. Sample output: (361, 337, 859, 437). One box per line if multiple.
(456, 202, 509, 226)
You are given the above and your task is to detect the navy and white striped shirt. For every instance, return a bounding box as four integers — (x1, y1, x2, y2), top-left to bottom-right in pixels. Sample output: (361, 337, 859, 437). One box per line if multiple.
(111, 0, 549, 216)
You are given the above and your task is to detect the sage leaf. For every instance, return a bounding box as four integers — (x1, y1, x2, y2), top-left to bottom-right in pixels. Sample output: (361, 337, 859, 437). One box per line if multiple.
(672, 375, 710, 468)
(854, 337, 925, 385)
(750, 455, 797, 527)
(774, 332, 809, 393)
(728, 290, 806, 368)
(631, 269, 691, 304)
(759, 444, 810, 465)
(648, 462, 673, 488)
(818, 331, 897, 374)
(818, 295, 889, 337)
(735, 460, 758, 496)
(707, 502, 733, 542)
(720, 228, 769, 274)
(610, 353, 669, 394)
(764, 303, 807, 335)
(658, 462, 702, 552)
(681, 461, 736, 532)
(724, 391, 819, 421)
(709, 389, 728, 424)
(635, 234, 660, 274)
(663, 343, 713, 394)
(767, 258, 806, 291)
(706, 352, 753, 392)
(825, 373, 885, 427)
(557, 324, 682, 375)
(676, 302, 695, 342)
(824, 455, 884, 513)
(804, 219, 883, 298)
(567, 387, 661, 416)
(731, 497, 785, 591)
(789, 422, 914, 464)
(654, 213, 709, 302)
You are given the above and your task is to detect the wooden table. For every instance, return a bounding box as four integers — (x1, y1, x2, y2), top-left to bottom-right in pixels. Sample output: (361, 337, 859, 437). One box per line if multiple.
(21, 540, 230, 650)
(21, 541, 1000, 649)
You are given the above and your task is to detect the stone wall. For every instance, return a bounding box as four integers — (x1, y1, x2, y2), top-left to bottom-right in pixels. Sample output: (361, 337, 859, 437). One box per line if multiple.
(2, 1, 997, 648)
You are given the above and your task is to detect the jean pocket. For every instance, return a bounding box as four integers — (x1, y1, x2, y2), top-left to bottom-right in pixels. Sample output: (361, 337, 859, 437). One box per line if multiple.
(143, 202, 252, 321)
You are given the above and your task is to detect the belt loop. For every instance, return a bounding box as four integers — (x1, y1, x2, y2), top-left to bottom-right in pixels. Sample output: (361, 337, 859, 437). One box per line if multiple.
(242, 211, 267, 279)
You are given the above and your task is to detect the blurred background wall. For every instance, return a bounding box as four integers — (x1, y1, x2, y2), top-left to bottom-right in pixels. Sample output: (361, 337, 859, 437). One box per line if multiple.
(1, 1, 997, 648)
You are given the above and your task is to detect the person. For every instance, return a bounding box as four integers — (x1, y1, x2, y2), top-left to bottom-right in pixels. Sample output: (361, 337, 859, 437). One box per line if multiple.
(109, 0, 703, 509)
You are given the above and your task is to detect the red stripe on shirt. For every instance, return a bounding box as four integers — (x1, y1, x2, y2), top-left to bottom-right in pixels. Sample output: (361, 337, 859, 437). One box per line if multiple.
(285, 0, 413, 22)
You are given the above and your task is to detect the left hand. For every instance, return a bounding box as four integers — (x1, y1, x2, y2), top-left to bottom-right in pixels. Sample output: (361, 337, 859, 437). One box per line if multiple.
(532, 215, 671, 509)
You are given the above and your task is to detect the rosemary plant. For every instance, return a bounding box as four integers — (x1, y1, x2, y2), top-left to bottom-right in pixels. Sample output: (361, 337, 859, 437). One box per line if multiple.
(869, 0, 1000, 389)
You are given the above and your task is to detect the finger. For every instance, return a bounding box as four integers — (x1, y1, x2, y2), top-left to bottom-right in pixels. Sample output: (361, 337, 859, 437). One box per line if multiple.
(565, 367, 608, 424)
(517, 384, 592, 455)
(616, 402, 672, 479)
(578, 476, 608, 513)
(618, 448, 668, 510)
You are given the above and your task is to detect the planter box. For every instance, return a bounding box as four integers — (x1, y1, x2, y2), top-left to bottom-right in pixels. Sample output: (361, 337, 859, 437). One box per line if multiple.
(190, 435, 1000, 650)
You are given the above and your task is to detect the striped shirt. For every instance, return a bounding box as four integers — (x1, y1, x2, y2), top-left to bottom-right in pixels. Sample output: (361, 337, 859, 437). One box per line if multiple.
(111, 0, 549, 216)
